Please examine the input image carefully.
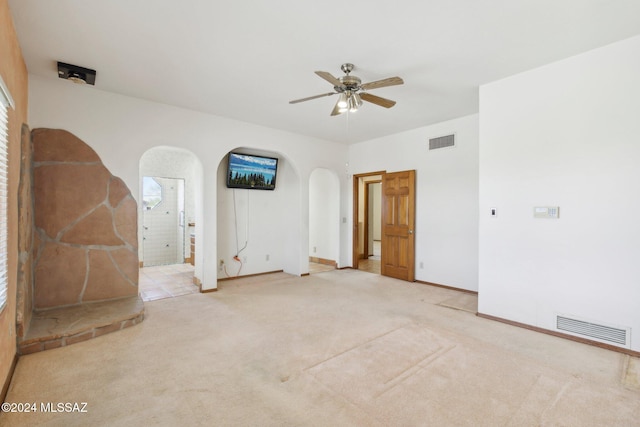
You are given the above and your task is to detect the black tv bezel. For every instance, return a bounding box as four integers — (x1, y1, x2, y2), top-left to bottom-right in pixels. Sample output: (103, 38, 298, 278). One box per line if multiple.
(226, 152, 279, 191)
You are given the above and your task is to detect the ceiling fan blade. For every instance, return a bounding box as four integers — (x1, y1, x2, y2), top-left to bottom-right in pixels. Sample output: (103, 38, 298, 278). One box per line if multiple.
(360, 76, 404, 91)
(289, 92, 336, 104)
(360, 92, 397, 108)
(315, 71, 343, 87)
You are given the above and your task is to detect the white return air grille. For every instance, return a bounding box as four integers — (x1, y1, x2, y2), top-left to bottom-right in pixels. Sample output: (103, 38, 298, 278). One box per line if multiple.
(429, 134, 455, 150)
(556, 315, 629, 347)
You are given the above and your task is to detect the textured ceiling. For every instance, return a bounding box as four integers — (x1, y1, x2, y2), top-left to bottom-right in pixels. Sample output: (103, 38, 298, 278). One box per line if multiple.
(8, 0, 640, 144)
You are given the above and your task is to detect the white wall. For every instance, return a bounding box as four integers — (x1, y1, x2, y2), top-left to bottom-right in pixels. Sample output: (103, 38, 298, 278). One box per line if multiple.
(28, 75, 349, 289)
(479, 35, 640, 351)
(309, 168, 340, 263)
(349, 114, 479, 291)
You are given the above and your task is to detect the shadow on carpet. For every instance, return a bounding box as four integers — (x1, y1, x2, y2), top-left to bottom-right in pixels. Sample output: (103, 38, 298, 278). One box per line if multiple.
(437, 293, 478, 313)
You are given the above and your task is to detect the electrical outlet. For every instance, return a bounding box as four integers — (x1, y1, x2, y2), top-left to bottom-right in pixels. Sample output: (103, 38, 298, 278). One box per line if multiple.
(313, 246, 317, 253)
(419, 261, 424, 269)
(242, 256, 247, 263)
(219, 259, 224, 271)
(266, 254, 270, 261)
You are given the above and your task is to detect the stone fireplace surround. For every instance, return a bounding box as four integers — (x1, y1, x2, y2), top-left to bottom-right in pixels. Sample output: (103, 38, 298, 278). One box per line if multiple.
(16, 128, 144, 354)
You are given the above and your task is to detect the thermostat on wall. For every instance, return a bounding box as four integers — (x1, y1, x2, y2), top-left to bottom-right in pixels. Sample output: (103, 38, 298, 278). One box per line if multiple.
(534, 206, 559, 219)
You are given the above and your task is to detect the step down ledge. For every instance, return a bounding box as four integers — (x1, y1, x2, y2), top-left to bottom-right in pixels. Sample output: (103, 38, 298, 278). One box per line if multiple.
(19, 296, 145, 355)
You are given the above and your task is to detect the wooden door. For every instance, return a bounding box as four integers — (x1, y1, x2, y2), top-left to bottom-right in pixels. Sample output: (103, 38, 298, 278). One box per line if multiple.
(381, 170, 415, 281)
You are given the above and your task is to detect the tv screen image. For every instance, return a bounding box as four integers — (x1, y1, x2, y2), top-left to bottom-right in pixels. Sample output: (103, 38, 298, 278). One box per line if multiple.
(227, 152, 278, 190)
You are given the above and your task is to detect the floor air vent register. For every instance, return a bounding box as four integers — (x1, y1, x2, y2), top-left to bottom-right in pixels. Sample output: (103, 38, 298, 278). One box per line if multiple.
(556, 315, 630, 347)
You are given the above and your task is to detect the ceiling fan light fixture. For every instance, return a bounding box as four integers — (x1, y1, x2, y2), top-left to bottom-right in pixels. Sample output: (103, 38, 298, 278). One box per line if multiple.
(354, 92, 363, 106)
(348, 97, 357, 112)
(337, 92, 348, 108)
(348, 92, 362, 112)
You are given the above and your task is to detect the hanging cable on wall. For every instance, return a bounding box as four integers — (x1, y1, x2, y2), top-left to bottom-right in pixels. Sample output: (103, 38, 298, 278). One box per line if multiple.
(233, 188, 249, 257)
(223, 257, 242, 278)
(224, 189, 249, 278)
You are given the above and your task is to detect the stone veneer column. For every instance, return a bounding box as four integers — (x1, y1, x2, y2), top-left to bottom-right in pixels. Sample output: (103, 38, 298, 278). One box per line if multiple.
(16, 124, 34, 337)
(32, 129, 138, 309)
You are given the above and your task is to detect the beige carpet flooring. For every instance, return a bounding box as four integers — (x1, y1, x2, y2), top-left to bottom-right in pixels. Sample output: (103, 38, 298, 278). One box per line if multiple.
(3, 269, 639, 426)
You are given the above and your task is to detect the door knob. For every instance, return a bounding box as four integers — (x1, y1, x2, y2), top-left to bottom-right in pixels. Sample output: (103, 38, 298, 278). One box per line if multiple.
(408, 229, 413, 234)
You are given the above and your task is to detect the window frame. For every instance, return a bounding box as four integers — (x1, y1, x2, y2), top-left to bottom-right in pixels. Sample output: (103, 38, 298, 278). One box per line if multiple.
(0, 75, 15, 313)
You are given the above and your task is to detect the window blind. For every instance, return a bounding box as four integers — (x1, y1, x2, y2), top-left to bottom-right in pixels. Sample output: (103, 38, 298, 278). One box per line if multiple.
(0, 104, 8, 311)
(0, 76, 13, 313)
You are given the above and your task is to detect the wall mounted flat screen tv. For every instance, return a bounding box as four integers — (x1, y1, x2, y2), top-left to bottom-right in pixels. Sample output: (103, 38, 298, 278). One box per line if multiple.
(227, 152, 278, 190)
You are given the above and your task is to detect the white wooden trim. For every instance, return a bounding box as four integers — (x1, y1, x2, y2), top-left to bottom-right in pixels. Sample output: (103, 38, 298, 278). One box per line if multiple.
(0, 74, 15, 109)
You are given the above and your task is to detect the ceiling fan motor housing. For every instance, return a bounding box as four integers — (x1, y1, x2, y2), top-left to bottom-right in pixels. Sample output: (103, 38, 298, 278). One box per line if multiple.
(335, 75, 361, 93)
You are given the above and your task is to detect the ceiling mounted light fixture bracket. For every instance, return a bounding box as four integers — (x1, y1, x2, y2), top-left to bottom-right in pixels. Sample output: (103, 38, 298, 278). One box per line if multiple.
(340, 63, 354, 75)
(57, 61, 97, 85)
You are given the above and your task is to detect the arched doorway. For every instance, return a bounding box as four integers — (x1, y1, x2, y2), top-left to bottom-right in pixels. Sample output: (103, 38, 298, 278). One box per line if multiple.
(138, 146, 203, 300)
(215, 147, 303, 280)
(309, 168, 340, 273)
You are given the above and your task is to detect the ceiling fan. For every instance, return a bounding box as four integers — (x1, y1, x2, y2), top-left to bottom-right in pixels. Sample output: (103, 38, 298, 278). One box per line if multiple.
(289, 63, 404, 116)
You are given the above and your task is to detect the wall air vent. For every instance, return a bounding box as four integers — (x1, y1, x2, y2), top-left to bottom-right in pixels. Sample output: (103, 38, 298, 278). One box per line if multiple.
(429, 134, 455, 150)
(556, 315, 629, 347)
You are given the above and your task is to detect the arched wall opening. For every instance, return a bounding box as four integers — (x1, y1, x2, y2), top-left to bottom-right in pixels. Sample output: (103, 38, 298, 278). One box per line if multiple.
(309, 168, 341, 269)
(216, 147, 302, 279)
(139, 146, 203, 280)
